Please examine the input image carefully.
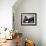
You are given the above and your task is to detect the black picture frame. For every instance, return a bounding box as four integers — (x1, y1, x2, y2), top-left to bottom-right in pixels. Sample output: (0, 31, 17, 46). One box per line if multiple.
(21, 13, 37, 26)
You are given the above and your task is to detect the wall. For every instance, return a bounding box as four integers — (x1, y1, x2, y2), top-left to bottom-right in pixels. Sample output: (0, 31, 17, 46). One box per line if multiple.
(0, 0, 16, 30)
(13, 0, 41, 46)
(40, 0, 46, 46)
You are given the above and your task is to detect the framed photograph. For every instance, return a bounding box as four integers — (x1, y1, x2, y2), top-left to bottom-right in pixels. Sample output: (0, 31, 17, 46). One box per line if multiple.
(21, 13, 37, 26)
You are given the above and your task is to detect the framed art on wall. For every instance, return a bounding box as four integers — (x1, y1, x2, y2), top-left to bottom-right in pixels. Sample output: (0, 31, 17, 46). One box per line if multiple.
(21, 13, 37, 26)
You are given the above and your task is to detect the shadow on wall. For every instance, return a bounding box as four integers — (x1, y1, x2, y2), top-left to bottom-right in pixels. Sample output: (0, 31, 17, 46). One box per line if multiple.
(12, 0, 24, 11)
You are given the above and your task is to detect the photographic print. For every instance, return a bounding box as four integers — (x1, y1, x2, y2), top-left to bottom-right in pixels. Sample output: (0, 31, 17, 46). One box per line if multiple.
(21, 13, 37, 26)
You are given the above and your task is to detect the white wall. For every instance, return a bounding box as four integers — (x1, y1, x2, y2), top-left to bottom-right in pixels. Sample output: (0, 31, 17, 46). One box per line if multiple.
(0, 0, 16, 30)
(13, 0, 41, 46)
(40, 0, 46, 46)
